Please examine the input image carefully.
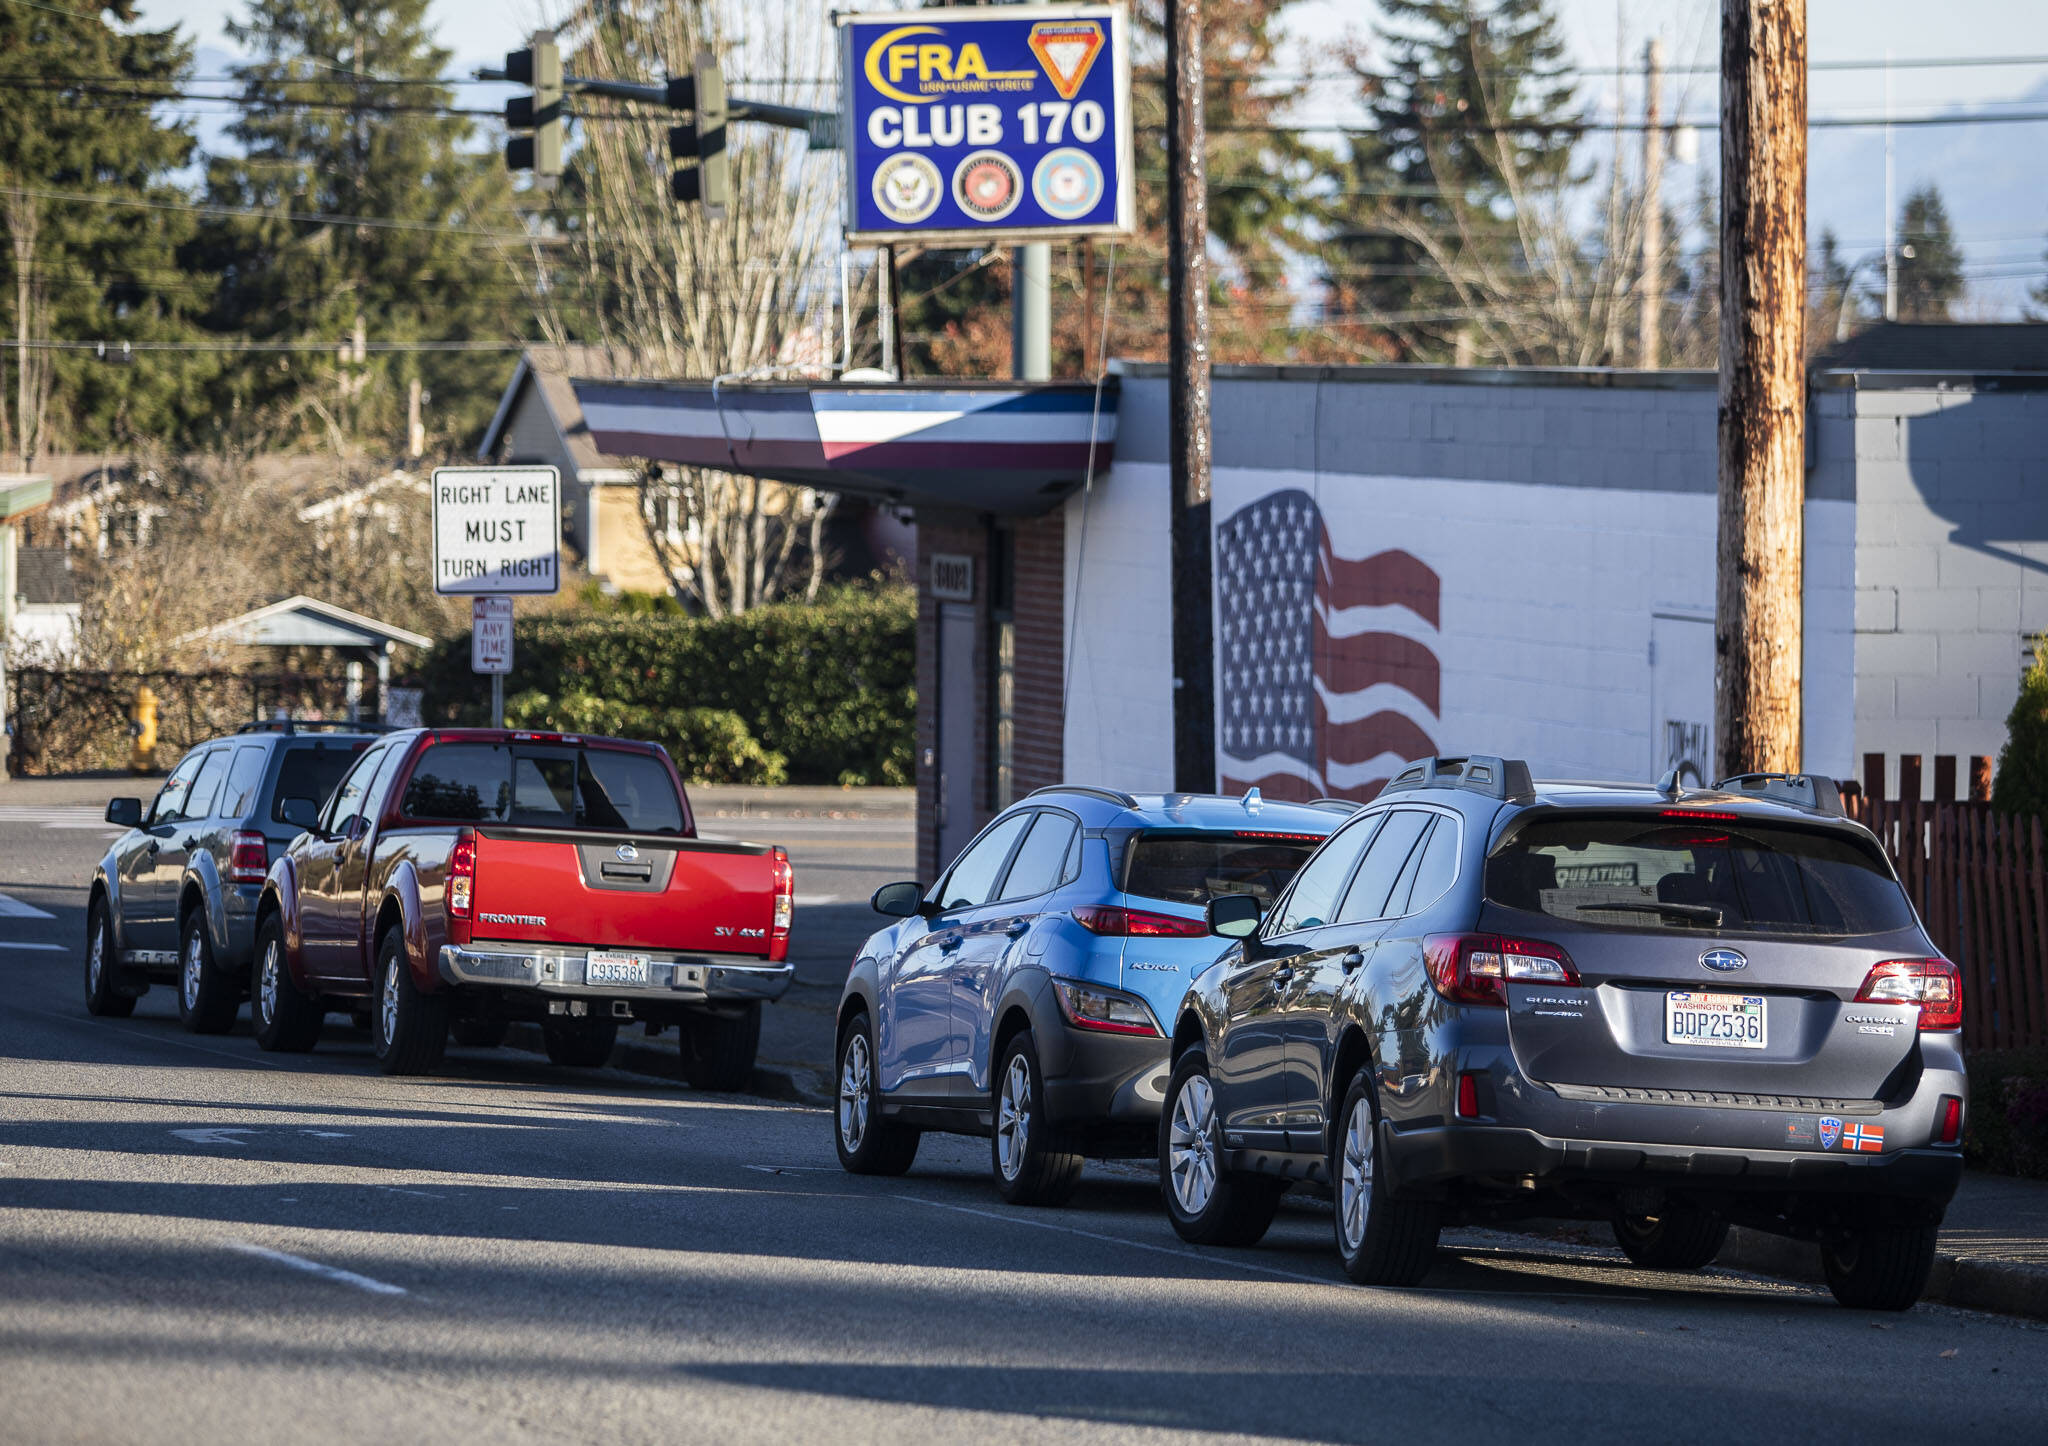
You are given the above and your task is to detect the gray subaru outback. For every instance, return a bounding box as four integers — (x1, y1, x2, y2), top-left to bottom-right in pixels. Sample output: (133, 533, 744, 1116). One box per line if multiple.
(86, 722, 381, 1031)
(1162, 757, 1965, 1311)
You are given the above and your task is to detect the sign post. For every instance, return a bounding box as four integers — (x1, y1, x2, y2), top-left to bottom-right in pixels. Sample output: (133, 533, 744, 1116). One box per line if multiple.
(432, 466, 560, 728)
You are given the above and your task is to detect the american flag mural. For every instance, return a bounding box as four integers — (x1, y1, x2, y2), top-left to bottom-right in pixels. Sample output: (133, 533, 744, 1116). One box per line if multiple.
(1216, 488, 1442, 803)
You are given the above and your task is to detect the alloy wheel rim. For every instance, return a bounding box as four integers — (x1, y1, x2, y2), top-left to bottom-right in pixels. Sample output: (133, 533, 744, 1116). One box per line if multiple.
(182, 931, 203, 1009)
(259, 942, 279, 1024)
(1340, 1096, 1375, 1252)
(997, 1054, 1032, 1179)
(380, 959, 401, 1048)
(1168, 1073, 1218, 1215)
(839, 1031, 871, 1151)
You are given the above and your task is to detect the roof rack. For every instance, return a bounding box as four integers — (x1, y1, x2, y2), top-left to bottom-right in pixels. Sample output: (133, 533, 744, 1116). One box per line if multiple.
(1308, 797, 1364, 815)
(1715, 772, 1845, 817)
(236, 719, 398, 736)
(1380, 755, 1536, 804)
(1028, 784, 1140, 810)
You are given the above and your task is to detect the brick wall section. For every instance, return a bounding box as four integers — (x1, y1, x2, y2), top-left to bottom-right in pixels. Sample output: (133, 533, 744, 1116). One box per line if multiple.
(1010, 509, 1066, 801)
(915, 515, 989, 883)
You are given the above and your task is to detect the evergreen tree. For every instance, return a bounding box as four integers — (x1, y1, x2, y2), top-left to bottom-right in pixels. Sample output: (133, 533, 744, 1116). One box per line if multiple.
(1319, 0, 1585, 364)
(1894, 184, 1963, 323)
(0, 1, 208, 460)
(194, 0, 525, 451)
(1994, 640, 2048, 819)
(1814, 226, 1863, 345)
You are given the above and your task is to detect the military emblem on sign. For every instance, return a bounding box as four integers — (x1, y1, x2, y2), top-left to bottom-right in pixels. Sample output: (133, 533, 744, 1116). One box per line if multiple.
(1818, 1116, 1843, 1150)
(873, 152, 942, 224)
(1033, 147, 1105, 221)
(953, 150, 1023, 222)
(1027, 19, 1104, 99)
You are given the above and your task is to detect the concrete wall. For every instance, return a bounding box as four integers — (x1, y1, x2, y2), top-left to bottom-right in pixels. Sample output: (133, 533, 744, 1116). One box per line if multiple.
(1825, 377, 2048, 792)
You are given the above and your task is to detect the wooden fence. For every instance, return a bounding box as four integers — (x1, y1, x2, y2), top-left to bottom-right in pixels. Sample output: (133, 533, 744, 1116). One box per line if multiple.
(1845, 794, 2048, 1051)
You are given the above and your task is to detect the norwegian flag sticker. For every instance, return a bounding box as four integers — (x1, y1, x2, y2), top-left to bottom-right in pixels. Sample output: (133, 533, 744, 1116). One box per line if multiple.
(1840, 1122, 1887, 1153)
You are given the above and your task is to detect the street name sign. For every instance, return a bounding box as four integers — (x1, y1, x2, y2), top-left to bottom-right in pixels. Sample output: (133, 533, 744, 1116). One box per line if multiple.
(471, 597, 513, 675)
(838, 4, 1133, 245)
(431, 465, 561, 596)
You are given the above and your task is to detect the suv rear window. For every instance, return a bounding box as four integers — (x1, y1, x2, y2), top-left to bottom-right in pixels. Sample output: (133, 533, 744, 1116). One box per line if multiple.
(271, 742, 369, 825)
(1485, 814, 1916, 937)
(1123, 831, 1323, 907)
(399, 743, 685, 835)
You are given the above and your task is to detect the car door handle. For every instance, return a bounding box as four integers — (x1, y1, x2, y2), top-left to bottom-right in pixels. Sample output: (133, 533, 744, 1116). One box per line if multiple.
(1005, 921, 1030, 939)
(1269, 965, 1294, 986)
(938, 934, 963, 953)
(1342, 950, 1365, 974)
(146, 840, 160, 855)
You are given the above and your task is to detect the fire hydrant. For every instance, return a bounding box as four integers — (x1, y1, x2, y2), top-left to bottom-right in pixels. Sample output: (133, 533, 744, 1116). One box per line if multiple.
(129, 685, 159, 774)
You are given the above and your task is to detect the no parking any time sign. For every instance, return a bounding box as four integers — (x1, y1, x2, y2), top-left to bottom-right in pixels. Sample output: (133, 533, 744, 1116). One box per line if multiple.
(430, 465, 561, 597)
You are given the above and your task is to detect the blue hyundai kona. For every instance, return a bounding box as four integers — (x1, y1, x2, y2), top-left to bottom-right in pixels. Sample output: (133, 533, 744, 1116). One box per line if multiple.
(834, 786, 1344, 1203)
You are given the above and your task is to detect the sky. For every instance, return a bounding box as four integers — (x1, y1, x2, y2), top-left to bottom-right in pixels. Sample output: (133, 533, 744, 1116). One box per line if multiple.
(128, 0, 2048, 316)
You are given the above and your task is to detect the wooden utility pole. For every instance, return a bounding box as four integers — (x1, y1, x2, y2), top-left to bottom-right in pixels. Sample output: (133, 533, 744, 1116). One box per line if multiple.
(1638, 38, 1665, 368)
(1165, 0, 1214, 792)
(1716, 0, 1807, 780)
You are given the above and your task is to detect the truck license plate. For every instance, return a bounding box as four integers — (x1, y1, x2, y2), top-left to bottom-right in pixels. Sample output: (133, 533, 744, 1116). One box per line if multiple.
(1665, 991, 1766, 1049)
(586, 952, 649, 986)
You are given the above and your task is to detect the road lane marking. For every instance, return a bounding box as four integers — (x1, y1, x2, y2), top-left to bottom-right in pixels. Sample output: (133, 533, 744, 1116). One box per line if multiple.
(0, 941, 64, 951)
(0, 893, 56, 919)
(301, 1130, 351, 1138)
(224, 1240, 407, 1296)
(378, 1186, 446, 1199)
(171, 1127, 258, 1145)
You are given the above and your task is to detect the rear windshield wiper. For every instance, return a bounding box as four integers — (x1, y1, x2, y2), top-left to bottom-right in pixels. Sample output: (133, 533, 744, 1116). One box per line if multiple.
(1573, 900, 1725, 927)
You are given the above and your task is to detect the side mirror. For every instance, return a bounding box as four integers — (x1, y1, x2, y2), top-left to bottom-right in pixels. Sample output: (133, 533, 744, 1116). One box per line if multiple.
(1207, 892, 1264, 939)
(105, 797, 143, 829)
(871, 881, 924, 918)
(279, 797, 320, 832)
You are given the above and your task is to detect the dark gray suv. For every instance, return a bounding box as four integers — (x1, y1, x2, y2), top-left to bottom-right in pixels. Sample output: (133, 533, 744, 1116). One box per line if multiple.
(1160, 757, 1966, 1311)
(86, 723, 380, 1031)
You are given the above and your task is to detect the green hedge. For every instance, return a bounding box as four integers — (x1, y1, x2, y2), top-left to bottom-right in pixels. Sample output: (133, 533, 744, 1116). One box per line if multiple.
(1965, 1048, 2048, 1180)
(420, 586, 914, 786)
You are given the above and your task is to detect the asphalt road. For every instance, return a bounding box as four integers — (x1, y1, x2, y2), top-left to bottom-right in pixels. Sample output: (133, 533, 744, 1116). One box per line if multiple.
(2, 778, 2045, 1445)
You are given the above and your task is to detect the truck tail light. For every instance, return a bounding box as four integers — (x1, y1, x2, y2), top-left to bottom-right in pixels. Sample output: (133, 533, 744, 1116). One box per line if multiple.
(446, 828, 476, 946)
(1425, 933, 1580, 1006)
(228, 831, 269, 884)
(1070, 905, 1208, 938)
(769, 847, 793, 963)
(1051, 977, 1161, 1037)
(1854, 958, 1962, 1032)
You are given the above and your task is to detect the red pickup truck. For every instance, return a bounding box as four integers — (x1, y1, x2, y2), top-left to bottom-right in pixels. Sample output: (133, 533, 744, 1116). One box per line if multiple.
(251, 727, 793, 1085)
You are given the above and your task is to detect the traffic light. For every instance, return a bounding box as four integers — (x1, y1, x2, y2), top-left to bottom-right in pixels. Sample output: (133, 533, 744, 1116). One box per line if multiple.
(504, 31, 563, 178)
(666, 51, 729, 216)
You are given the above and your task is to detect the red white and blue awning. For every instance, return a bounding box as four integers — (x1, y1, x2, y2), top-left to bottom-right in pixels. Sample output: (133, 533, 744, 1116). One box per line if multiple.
(571, 379, 1118, 515)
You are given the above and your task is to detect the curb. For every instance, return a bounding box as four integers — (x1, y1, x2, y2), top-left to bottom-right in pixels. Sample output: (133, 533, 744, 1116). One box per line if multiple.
(502, 1023, 832, 1108)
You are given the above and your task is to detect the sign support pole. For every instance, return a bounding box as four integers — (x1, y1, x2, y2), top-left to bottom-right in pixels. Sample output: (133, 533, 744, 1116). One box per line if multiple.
(491, 671, 505, 730)
(1013, 244, 1050, 381)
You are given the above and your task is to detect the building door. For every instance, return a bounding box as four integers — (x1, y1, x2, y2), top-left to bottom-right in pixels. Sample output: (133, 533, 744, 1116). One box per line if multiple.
(937, 602, 980, 867)
(1650, 612, 1715, 786)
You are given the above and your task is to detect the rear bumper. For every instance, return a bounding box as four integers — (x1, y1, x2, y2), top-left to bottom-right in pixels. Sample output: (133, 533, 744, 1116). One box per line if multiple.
(438, 944, 793, 1005)
(1040, 1026, 1171, 1127)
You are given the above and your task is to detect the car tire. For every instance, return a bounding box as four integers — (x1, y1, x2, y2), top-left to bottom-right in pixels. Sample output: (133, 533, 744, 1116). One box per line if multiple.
(372, 931, 447, 1076)
(1822, 1223, 1940, 1311)
(177, 911, 241, 1035)
(1331, 1064, 1441, 1287)
(991, 1029, 1085, 1207)
(542, 1015, 617, 1067)
(1159, 1048, 1287, 1248)
(679, 1002, 760, 1092)
(83, 895, 136, 1019)
(834, 1009, 920, 1176)
(450, 1019, 510, 1049)
(1611, 1203, 1730, 1271)
(251, 915, 322, 1053)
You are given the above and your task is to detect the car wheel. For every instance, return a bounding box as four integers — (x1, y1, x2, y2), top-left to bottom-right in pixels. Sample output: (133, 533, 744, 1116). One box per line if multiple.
(371, 931, 447, 1076)
(834, 1009, 920, 1176)
(83, 895, 136, 1018)
(1822, 1222, 1940, 1311)
(250, 915, 322, 1053)
(679, 1002, 761, 1092)
(1611, 1202, 1730, 1271)
(177, 911, 241, 1035)
(991, 1029, 1085, 1206)
(449, 1019, 509, 1049)
(542, 1015, 617, 1068)
(1159, 1048, 1286, 1247)
(1332, 1064, 1441, 1286)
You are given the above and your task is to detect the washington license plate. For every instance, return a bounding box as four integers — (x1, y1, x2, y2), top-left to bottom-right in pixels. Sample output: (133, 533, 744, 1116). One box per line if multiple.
(1665, 991, 1766, 1049)
(586, 952, 650, 986)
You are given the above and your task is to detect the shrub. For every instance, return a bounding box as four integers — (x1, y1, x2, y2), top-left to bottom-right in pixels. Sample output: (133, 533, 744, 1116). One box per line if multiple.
(504, 691, 786, 786)
(1993, 640, 2048, 816)
(1962, 1048, 2048, 1180)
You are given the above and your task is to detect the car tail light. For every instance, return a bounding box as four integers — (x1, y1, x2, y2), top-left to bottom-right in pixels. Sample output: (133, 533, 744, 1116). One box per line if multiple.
(446, 828, 476, 946)
(1660, 808, 1741, 821)
(1051, 977, 1162, 1037)
(1426, 933, 1580, 1006)
(1456, 1071, 1482, 1119)
(1938, 1095, 1964, 1145)
(1854, 958, 1962, 1032)
(1070, 905, 1209, 938)
(229, 831, 269, 884)
(769, 847, 793, 964)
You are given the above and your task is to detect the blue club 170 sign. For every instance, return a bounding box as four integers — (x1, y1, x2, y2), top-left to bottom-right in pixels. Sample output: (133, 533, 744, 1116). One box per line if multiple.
(838, 4, 1134, 245)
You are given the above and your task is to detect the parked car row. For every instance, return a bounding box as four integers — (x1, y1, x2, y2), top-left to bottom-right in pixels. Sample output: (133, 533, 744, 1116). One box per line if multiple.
(835, 758, 1969, 1312)
(87, 722, 793, 1089)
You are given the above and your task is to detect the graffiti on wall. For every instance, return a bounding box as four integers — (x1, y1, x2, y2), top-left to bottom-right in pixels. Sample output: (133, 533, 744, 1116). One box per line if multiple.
(1215, 488, 1441, 802)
